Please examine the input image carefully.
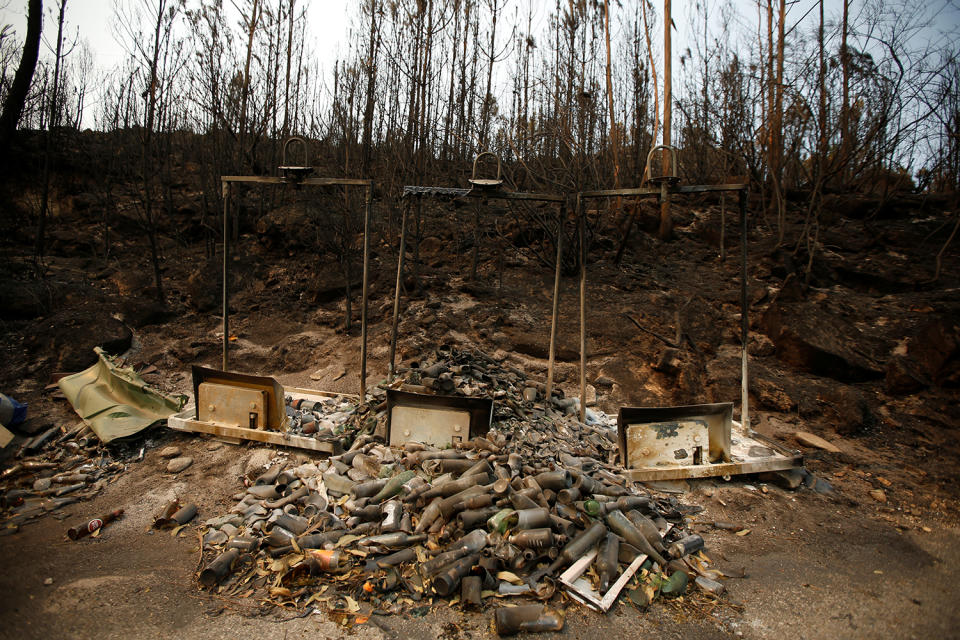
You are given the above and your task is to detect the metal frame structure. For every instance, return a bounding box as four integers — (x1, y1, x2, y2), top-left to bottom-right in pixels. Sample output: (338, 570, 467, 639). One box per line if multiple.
(219, 138, 374, 399)
(387, 156, 566, 383)
(575, 178, 750, 429)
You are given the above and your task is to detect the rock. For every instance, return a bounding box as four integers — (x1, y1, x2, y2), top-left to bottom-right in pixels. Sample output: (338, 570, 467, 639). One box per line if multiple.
(885, 318, 957, 395)
(773, 272, 805, 303)
(159, 446, 182, 459)
(0, 280, 65, 320)
(33, 478, 52, 492)
(72, 192, 98, 212)
(418, 236, 444, 256)
(593, 375, 615, 388)
(37, 311, 133, 372)
(812, 477, 834, 494)
(869, 489, 887, 503)
(760, 468, 806, 491)
(44, 577, 54, 586)
(166, 456, 193, 473)
(748, 333, 776, 357)
(185, 266, 220, 312)
(118, 297, 170, 328)
(760, 299, 885, 382)
(819, 386, 868, 435)
(794, 431, 841, 453)
(654, 348, 680, 374)
(751, 376, 794, 411)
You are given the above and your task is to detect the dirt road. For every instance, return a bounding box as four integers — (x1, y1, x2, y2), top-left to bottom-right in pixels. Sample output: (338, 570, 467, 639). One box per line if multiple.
(2, 421, 956, 640)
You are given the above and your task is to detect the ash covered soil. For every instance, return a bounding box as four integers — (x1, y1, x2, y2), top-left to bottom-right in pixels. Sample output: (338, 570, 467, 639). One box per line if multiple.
(1, 185, 959, 639)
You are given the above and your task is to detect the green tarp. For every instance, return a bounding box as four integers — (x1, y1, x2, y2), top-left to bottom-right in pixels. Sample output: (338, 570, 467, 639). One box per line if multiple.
(59, 348, 186, 443)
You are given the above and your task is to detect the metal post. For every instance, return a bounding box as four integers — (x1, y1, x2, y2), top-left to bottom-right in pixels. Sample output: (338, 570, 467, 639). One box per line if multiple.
(546, 201, 565, 402)
(739, 189, 750, 432)
(222, 181, 230, 371)
(578, 195, 587, 423)
(389, 197, 411, 381)
(659, 0, 673, 240)
(360, 183, 372, 401)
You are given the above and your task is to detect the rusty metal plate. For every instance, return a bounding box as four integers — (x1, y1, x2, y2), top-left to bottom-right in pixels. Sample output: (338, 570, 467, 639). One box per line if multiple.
(169, 384, 349, 455)
(197, 382, 268, 429)
(386, 390, 493, 448)
(191, 366, 286, 431)
(389, 404, 471, 448)
(625, 419, 711, 468)
(618, 403, 802, 481)
(619, 403, 733, 470)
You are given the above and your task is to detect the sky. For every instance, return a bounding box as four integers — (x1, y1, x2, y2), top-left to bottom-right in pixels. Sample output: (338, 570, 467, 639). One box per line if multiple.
(1, 0, 958, 132)
(0, 0, 352, 68)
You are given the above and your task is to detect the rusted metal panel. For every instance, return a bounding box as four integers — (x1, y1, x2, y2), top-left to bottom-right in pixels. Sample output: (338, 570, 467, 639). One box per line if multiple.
(167, 412, 341, 454)
(618, 404, 801, 482)
(618, 403, 733, 469)
(385, 389, 493, 448)
(197, 382, 268, 429)
(579, 183, 747, 198)
(191, 366, 286, 430)
(221, 176, 371, 186)
(171, 374, 344, 454)
(59, 348, 186, 443)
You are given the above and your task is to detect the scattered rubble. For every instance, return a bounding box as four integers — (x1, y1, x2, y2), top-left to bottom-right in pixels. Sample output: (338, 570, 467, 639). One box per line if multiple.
(0, 423, 133, 535)
(191, 348, 732, 629)
(0, 346, 835, 631)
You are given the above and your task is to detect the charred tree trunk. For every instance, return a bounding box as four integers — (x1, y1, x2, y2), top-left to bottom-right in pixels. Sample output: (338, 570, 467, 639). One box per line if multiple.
(35, 0, 67, 268)
(0, 0, 43, 156)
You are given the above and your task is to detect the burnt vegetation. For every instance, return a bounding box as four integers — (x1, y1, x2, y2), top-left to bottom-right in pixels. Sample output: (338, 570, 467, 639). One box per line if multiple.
(0, 1, 958, 509)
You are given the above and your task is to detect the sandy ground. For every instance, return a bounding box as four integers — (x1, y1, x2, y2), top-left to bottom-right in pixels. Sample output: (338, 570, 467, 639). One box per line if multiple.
(2, 192, 958, 639)
(1, 416, 957, 640)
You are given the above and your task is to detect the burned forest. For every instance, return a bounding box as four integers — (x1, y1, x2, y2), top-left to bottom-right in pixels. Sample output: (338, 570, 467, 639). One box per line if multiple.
(0, 0, 958, 638)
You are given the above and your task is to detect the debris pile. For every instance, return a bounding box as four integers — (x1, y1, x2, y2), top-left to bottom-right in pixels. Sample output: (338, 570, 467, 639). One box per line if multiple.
(194, 348, 726, 628)
(283, 395, 357, 440)
(0, 424, 132, 535)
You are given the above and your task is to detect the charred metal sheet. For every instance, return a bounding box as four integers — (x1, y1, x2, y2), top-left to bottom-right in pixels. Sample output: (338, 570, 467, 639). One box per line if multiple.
(400, 185, 565, 203)
(385, 389, 493, 448)
(169, 383, 345, 454)
(618, 404, 801, 482)
(59, 348, 186, 443)
(402, 185, 471, 199)
(619, 403, 733, 469)
(191, 366, 286, 431)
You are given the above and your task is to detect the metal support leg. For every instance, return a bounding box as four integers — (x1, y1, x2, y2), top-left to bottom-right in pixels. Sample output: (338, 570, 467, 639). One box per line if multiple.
(546, 202, 565, 402)
(389, 198, 410, 381)
(360, 184, 372, 401)
(578, 195, 587, 423)
(739, 189, 750, 432)
(222, 181, 230, 371)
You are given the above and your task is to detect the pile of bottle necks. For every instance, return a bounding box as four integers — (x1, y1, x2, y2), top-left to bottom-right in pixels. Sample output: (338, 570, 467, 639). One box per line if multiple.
(283, 395, 357, 440)
(1, 423, 126, 534)
(197, 430, 722, 634)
